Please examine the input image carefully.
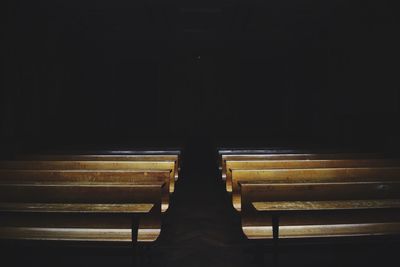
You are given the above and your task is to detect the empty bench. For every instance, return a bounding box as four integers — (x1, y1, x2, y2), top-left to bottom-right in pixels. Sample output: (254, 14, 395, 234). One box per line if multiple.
(0, 150, 181, 245)
(17, 152, 180, 192)
(220, 151, 383, 191)
(0, 169, 168, 243)
(219, 149, 400, 241)
(236, 167, 400, 239)
(0, 160, 177, 212)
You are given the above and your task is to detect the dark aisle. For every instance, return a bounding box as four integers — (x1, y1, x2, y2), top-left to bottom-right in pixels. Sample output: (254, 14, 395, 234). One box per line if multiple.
(151, 139, 250, 267)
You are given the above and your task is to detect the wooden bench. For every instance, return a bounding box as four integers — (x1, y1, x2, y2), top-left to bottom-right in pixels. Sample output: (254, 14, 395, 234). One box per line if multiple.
(234, 167, 400, 239)
(1, 150, 181, 265)
(0, 160, 177, 211)
(17, 153, 180, 191)
(227, 158, 400, 208)
(220, 152, 383, 186)
(218, 148, 381, 170)
(0, 169, 169, 243)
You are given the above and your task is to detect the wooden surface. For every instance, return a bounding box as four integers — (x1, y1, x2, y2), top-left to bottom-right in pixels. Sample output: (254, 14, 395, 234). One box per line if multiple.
(225, 159, 400, 191)
(0, 227, 133, 242)
(0, 160, 177, 193)
(17, 154, 180, 182)
(0, 203, 154, 213)
(0, 168, 168, 243)
(223, 152, 400, 240)
(221, 153, 383, 182)
(0, 169, 171, 211)
(232, 167, 400, 211)
(0, 213, 136, 242)
(253, 199, 400, 211)
(238, 168, 400, 240)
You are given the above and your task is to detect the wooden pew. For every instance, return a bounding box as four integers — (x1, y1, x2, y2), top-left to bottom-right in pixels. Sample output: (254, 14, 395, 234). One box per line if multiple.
(218, 148, 380, 169)
(235, 167, 400, 239)
(17, 153, 180, 190)
(220, 152, 383, 185)
(0, 169, 169, 243)
(0, 161, 176, 211)
(227, 158, 400, 200)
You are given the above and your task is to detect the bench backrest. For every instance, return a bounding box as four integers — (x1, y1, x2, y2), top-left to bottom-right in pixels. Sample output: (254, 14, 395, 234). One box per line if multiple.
(17, 154, 180, 183)
(225, 159, 400, 192)
(0, 161, 176, 204)
(220, 153, 383, 183)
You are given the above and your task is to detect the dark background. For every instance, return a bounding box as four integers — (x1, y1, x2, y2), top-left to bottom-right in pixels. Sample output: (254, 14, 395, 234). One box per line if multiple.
(2, 0, 400, 152)
(2, 1, 400, 266)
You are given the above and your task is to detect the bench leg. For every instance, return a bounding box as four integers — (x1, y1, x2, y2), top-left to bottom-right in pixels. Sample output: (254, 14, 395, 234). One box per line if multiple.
(272, 216, 280, 267)
(250, 216, 280, 267)
(131, 218, 153, 267)
(132, 219, 140, 267)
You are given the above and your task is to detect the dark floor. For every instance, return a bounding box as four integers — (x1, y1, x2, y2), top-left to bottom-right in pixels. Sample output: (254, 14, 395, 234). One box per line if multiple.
(2, 141, 400, 267)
